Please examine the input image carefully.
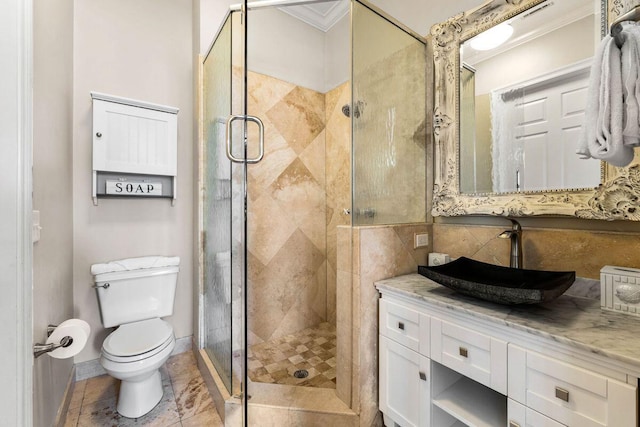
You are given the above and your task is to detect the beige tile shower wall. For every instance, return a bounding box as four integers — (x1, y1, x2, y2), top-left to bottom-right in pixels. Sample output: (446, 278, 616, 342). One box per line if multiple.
(337, 223, 431, 425)
(433, 223, 640, 279)
(326, 82, 352, 326)
(246, 71, 328, 345)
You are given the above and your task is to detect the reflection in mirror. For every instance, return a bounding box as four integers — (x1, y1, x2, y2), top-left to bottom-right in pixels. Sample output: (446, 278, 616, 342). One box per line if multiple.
(459, 0, 602, 194)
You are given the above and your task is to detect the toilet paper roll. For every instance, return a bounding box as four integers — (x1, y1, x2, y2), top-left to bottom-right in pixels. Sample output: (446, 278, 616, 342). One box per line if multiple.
(61, 318, 91, 338)
(45, 319, 90, 359)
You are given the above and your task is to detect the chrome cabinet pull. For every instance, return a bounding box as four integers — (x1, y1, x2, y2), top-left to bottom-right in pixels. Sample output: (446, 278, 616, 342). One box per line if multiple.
(225, 115, 264, 164)
(555, 387, 569, 402)
(459, 347, 468, 358)
(419, 372, 427, 381)
(509, 421, 521, 427)
(398, 322, 405, 330)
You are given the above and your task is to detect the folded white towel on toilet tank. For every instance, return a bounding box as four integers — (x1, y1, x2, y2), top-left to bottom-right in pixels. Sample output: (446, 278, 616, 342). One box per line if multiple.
(577, 29, 635, 167)
(91, 256, 180, 275)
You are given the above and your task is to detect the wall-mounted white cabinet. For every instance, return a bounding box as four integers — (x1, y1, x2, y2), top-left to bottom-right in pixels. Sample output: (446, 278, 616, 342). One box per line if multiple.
(91, 92, 179, 205)
(377, 277, 639, 427)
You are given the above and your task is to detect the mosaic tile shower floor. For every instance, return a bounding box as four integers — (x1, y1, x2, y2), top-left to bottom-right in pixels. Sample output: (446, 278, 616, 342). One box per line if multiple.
(247, 322, 337, 388)
(64, 352, 223, 427)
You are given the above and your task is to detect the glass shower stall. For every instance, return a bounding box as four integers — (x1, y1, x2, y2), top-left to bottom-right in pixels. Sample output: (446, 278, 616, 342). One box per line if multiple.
(200, 1, 426, 424)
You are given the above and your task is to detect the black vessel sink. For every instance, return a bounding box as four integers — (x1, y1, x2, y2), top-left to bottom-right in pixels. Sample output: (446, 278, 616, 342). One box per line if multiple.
(418, 257, 575, 305)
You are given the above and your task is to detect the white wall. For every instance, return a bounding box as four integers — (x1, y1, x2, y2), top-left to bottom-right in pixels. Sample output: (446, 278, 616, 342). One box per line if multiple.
(368, 0, 483, 36)
(72, 0, 194, 362)
(202, 4, 347, 93)
(33, 0, 75, 424)
(200, 0, 235, 55)
(325, 14, 350, 90)
(249, 8, 326, 92)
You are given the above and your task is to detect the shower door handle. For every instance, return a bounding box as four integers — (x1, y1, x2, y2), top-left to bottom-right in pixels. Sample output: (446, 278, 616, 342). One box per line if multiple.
(225, 115, 265, 164)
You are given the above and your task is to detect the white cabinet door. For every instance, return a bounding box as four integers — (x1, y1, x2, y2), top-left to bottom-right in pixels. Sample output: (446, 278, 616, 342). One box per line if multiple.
(379, 335, 430, 427)
(93, 98, 177, 176)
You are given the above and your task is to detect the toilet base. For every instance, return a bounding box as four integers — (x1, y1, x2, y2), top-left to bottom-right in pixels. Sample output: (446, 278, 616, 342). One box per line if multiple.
(116, 370, 163, 418)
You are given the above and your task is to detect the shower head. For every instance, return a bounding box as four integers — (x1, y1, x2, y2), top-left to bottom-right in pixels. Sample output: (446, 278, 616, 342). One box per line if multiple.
(341, 104, 351, 117)
(341, 100, 365, 118)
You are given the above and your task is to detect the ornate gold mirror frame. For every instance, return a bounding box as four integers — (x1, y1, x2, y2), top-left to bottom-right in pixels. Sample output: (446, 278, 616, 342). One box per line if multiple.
(431, 0, 640, 220)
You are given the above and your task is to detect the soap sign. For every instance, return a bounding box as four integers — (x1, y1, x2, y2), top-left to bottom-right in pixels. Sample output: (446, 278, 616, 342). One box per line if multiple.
(106, 180, 162, 196)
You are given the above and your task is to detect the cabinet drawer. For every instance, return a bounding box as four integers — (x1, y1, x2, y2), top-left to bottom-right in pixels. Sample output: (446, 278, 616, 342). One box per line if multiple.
(379, 299, 429, 354)
(508, 398, 566, 427)
(431, 318, 507, 394)
(509, 345, 637, 427)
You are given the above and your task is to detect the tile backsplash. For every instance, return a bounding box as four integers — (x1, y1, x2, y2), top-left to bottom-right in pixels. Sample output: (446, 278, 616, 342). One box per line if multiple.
(433, 223, 640, 279)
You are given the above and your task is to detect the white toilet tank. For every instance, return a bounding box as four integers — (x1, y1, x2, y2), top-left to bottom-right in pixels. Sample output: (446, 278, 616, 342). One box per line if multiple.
(93, 257, 179, 328)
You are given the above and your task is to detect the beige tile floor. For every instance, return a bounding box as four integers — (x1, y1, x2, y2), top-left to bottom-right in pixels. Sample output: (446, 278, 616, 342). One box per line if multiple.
(64, 351, 224, 427)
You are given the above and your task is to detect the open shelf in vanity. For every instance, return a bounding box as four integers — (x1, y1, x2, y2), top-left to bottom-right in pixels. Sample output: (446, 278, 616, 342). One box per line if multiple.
(377, 274, 640, 427)
(432, 363, 506, 427)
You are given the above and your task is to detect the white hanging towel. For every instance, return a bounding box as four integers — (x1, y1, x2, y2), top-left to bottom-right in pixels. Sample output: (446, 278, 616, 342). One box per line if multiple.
(621, 23, 640, 147)
(577, 32, 634, 167)
(90, 256, 180, 275)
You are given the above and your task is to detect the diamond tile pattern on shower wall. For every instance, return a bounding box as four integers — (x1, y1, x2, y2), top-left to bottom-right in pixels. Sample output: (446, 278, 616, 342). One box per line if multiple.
(248, 322, 337, 388)
(246, 71, 347, 346)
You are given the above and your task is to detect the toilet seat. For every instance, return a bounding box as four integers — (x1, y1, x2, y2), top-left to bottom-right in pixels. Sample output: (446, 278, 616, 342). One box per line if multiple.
(102, 318, 174, 363)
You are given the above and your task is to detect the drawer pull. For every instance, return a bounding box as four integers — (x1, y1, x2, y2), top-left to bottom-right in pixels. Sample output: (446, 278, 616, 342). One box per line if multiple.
(419, 371, 427, 381)
(509, 422, 521, 427)
(555, 387, 569, 402)
(459, 347, 468, 358)
(398, 322, 405, 330)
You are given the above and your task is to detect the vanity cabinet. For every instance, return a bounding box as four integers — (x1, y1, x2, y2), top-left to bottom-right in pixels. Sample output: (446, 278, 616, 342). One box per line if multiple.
(379, 299, 430, 427)
(377, 276, 639, 427)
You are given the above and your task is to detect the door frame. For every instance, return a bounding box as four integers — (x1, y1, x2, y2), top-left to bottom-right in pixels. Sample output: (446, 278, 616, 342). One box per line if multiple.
(0, 0, 34, 425)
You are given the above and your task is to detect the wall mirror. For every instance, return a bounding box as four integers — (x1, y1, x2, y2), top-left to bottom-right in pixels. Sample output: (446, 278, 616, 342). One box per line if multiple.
(432, 0, 640, 220)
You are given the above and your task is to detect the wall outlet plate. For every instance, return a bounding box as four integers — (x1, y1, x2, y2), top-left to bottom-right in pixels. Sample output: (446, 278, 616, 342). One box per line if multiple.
(414, 233, 429, 248)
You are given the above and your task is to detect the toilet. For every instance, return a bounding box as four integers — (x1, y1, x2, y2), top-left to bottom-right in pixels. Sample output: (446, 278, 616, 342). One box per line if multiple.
(92, 256, 180, 418)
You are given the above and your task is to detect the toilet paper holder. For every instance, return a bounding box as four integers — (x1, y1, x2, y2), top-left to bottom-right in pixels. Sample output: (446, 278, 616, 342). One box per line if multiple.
(33, 324, 73, 358)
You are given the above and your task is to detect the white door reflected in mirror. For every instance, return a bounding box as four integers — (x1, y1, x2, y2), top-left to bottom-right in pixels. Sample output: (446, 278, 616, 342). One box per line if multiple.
(459, 0, 602, 195)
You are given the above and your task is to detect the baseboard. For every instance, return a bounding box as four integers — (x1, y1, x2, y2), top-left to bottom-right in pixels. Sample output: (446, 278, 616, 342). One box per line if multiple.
(54, 365, 76, 427)
(75, 358, 106, 381)
(172, 334, 192, 355)
(75, 335, 192, 381)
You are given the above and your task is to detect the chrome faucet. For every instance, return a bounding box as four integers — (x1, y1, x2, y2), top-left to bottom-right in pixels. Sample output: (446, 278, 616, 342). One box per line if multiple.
(497, 218, 523, 269)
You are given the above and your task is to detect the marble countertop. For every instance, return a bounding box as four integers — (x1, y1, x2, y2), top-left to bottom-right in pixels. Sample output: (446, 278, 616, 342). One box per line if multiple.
(376, 274, 640, 371)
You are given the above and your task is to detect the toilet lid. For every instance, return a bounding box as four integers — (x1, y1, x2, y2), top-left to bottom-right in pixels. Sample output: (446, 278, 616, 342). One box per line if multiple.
(103, 318, 173, 357)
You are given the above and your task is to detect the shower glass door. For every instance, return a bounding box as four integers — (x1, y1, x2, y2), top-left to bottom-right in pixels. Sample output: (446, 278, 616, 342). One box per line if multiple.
(202, 3, 252, 425)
